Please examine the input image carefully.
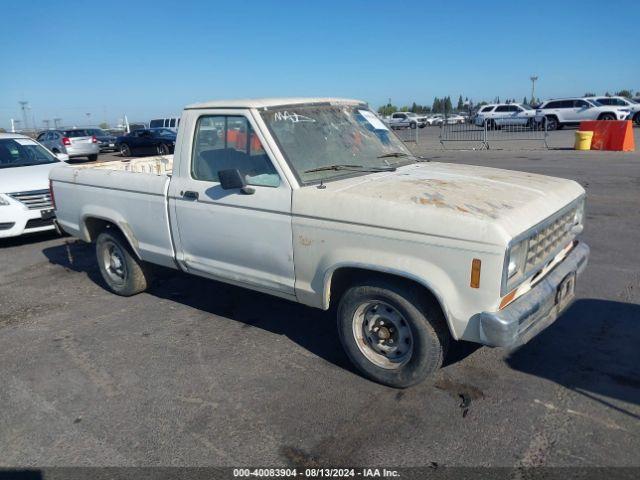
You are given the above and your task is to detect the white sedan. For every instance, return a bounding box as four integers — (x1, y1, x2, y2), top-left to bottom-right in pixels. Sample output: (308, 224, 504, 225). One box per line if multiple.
(0, 133, 67, 238)
(474, 103, 543, 128)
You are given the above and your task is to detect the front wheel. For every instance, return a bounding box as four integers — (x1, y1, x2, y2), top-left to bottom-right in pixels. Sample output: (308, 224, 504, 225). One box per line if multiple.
(599, 113, 616, 121)
(119, 143, 132, 157)
(544, 116, 559, 131)
(337, 279, 449, 388)
(409, 122, 417, 129)
(96, 229, 152, 296)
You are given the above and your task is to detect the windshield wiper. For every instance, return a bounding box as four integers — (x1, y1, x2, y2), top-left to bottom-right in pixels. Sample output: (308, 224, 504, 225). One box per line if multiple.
(377, 152, 409, 159)
(304, 164, 396, 174)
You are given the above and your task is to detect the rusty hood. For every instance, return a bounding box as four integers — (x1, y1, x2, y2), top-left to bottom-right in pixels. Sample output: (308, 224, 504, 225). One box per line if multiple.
(293, 162, 585, 246)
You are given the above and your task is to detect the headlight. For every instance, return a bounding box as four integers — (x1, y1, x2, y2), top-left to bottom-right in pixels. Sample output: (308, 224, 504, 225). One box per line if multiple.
(574, 200, 585, 227)
(505, 239, 528, 290)
(0, 194, 10, 206)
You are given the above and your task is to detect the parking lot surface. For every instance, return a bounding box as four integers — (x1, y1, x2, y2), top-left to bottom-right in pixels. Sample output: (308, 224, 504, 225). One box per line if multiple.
(1, 132, 639, 467)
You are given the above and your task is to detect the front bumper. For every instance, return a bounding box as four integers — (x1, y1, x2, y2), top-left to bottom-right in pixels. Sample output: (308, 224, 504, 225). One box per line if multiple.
(0, 204, 56, 238)
(476, 241, 590, 348)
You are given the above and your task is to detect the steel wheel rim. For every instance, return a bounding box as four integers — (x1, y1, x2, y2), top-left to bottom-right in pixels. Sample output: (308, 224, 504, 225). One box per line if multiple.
(121, 145, 129, 156)
(102, 240, 127, 284)
(352, 300, 414, 369)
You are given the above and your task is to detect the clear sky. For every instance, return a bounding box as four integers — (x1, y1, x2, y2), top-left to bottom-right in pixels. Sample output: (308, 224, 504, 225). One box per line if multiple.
(1, 0, 638, 129)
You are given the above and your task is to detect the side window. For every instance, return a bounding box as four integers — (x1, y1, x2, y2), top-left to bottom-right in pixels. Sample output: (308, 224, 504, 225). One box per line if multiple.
(192, 115, 279, 187)
(169, 119, 176, 127)
(495, 105, 510, 113)
(481, 106, 494, 112)
(149, 120, 163, 128)
(574, 100, 589, 108)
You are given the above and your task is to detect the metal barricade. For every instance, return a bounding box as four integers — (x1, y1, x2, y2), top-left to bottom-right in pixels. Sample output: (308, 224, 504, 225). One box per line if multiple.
(439, 116, 487, 149)
(392, 125, 419, 143)
(439, 115, 548, 149)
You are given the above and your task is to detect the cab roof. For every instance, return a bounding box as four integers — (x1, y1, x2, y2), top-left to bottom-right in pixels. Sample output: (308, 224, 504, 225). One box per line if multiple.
(185, 97, 366, 110)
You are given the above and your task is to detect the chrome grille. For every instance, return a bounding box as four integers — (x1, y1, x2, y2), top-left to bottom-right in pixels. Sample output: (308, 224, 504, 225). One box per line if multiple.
(525, 208, 576, 271)
(8, 189, 53, 210)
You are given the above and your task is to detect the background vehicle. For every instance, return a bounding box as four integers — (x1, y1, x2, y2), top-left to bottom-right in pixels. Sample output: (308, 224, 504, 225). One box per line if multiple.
(433, 114, 465, 126)
(425, 114, 443, 126)
(85, 128, 118, 152)
(36, 129, 99, 161)
(536, 98, 630, 130)
(474, 103, 544, 128)
(0, 133, 66, 238)
(149, 117, 181, 131)
(387, 112, 427, 129)
(116, 128, 176, 157)
(51, 97, 588, 388)
(585, 96, 640, 125)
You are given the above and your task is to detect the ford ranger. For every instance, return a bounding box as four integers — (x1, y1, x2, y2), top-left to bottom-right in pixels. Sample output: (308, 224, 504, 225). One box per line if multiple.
(50, 98, 589, 387)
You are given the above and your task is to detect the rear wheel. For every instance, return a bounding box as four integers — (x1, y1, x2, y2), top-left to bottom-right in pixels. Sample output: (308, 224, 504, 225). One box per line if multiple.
(120, 143, 131, 157)
(157, 143, 170, 155)
(96, 229, 152, 296)
(599, 113, 616, 121)
(88, 154, 98, 162)
(409, 122, 417, 129)
(337, 279, 449, 388)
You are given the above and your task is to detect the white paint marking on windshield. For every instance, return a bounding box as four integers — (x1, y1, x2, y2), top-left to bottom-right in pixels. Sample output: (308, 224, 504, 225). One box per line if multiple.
(273, 111, 316, 123)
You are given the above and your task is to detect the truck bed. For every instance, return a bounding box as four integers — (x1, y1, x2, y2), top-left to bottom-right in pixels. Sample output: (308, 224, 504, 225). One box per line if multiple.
(50, 155, 177, 268)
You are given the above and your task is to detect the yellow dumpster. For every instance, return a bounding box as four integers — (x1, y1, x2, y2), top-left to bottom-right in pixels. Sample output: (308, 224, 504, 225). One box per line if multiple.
(575, 131, 594, 150)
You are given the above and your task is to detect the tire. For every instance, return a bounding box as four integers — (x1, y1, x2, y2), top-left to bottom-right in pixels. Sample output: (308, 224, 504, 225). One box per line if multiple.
(120, 143, 132, 157)
(409, 122, 417, 129)
(337, 279, 449, 388)
(96, 229, 152, 296)
(88, 154, 98, 162)
(599, 113, 616, 121)
(634, 113, 640, 126)
(157, 143, 170, 155)
(544, 116, 559, 131)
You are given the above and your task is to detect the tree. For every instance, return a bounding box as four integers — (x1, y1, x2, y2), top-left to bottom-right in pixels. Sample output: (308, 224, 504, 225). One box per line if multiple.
(410, 102, 418, 113)
(400, 106, 409, 112)
(377, 103, 398, 116)
(457, 95, 464, 111)
(444, 96, 453, 114)
(583, 92, 596, 97)
(522, 97, 528, 105)
(99, 122, 109, 129)
(432, 97, 441, 114)
(615, 89, 633, 98)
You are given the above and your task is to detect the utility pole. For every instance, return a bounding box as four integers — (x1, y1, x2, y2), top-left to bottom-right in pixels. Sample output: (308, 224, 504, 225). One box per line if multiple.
(43, 119, 50, 129)
(19, 101, 29, 130)
(85, 112, 91, 125)
(530, 75, 538, 105)
(53, 118, 62, 129)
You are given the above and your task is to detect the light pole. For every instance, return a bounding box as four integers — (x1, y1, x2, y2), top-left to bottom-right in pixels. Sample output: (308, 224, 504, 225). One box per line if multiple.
(19, 101, 29, 130)
(85, 112, 91, 125)
(530, 75, 538, 105)
(54, 118, 62, 129)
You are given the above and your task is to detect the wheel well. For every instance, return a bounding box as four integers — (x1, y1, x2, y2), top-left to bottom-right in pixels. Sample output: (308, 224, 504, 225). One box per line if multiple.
(328, 267, 449, 326)
(83, 217, 139, 256)
(597, 112, 615, 120)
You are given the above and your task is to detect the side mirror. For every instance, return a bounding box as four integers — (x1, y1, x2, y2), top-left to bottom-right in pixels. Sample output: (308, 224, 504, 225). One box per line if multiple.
(55, 153, 69, 162)
(218, 169, 254, 194)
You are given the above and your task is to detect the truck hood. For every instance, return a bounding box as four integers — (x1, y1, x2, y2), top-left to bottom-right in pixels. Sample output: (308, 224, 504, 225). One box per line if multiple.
(293, 162, 584, 246)
(0, 162, 62, 194)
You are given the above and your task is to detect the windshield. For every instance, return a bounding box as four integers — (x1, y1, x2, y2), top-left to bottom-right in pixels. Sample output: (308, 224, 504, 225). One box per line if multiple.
(0, 138, 59, 169)
(587, 99, 602, 107)
(261, 104, 414, 183)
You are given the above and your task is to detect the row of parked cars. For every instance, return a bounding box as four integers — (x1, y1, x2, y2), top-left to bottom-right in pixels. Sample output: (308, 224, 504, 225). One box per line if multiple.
(35, 127, 177, 160)
(385, 112, 467, 129)
(475, 96, 640, 130)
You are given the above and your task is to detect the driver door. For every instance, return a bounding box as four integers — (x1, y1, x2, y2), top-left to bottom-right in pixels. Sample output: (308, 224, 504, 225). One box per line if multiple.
(168, 111, 295, 297)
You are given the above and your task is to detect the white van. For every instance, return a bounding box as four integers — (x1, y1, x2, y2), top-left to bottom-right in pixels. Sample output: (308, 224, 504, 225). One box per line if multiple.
(148, 117, 180, 131)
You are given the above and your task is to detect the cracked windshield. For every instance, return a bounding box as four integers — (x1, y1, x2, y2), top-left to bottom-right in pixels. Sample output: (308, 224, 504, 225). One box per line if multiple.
(261, 103, 415, 183)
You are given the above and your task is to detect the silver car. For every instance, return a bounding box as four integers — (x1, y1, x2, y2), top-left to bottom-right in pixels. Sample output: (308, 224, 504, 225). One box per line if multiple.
(36, 129, 100, 161)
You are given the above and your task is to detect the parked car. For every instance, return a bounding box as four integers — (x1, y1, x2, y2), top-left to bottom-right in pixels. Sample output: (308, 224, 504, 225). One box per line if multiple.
(149, 117, 181, 131)
(0, 133, 67, 238)
(85, 128, 118, 152)
(36, 129, 99, 161)
(536, 98, 631, 130)
(387, 112, 427, 129)
(433, 114, 465, 126)
(116, 128, 177, 157)
(51, 97, 589, 388)
(425, 114, 443, 126)
(584, 96, 640, 125)
(474, 103, 544, 128)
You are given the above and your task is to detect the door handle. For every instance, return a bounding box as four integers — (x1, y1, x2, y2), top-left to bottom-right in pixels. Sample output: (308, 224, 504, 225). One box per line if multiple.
(181, 190, 199, 200)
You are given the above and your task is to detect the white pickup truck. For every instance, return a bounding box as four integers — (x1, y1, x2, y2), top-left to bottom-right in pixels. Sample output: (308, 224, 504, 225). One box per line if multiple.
(51, 97, 589, 387)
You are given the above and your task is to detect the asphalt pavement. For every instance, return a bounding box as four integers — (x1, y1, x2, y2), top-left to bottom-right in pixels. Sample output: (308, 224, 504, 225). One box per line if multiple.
(0, 129, 639, 468)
